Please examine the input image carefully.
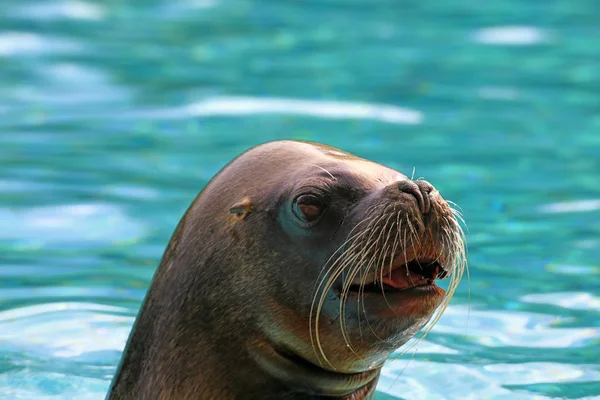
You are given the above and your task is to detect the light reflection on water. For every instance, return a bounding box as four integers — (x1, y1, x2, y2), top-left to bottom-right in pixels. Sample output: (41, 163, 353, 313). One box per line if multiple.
(0, 0, 599, 398)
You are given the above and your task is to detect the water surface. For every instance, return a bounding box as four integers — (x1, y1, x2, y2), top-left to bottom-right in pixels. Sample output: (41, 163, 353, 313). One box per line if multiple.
(1, 0, 599, 399)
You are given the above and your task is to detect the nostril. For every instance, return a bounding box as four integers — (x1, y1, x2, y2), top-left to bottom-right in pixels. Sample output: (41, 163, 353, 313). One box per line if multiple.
(415, 180, 435, 214)
(397, 180, 427, 215)
(419, 182, 433, 194)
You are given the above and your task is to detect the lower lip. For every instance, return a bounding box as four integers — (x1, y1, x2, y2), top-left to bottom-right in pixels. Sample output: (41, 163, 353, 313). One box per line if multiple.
(406, 283, 444, 293)
(342, 284, 446, 316)
(344, 282, 443, 297)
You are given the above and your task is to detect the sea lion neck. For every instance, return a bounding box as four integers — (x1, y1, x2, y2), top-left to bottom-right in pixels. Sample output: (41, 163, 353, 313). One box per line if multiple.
(249, 340, 381, 399)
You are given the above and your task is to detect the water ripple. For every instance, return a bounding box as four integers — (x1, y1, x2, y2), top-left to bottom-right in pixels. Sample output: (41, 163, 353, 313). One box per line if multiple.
(12, 1, 106, 21)
(431, 306, 598, 348)
(0, 204, 146, 244)
(471, 26, 549, 46)
(155, 96, 424, 125)
(522, 292, 600, 311)
(378, 360, 600, 400)
(0, 32, 82, 57)
(539, 199, 600, 214)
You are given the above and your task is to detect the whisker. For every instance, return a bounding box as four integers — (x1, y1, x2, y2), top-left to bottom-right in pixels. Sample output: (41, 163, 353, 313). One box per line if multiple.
(309, 186, 467, 375)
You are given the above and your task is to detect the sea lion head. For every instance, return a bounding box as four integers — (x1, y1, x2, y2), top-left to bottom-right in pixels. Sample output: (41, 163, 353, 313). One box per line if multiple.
(119, 140, 466, 399)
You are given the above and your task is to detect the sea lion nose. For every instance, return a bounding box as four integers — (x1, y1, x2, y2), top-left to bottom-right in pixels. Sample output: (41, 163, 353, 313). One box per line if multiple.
(397, 180, 434, 215)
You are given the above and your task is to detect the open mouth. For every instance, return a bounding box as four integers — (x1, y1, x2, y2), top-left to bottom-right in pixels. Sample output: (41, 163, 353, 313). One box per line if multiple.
(347, 256, 447, 294)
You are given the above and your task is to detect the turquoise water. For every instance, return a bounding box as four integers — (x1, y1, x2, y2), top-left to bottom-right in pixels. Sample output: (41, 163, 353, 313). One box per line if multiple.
(1, 0, 599, 398)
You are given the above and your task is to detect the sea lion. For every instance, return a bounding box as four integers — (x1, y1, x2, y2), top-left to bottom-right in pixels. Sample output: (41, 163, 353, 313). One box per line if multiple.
(106, 140, 466, 400)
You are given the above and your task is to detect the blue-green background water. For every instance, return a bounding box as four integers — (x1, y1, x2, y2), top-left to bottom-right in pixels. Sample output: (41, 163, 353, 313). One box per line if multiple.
(1, 0, 599, 399)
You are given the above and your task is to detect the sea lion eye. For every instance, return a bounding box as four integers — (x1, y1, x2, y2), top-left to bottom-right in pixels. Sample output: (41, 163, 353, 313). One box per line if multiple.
(292, 194, 326, 223)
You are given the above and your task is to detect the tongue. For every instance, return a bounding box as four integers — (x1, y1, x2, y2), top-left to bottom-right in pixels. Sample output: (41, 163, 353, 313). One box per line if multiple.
(381, 266, 430, 290)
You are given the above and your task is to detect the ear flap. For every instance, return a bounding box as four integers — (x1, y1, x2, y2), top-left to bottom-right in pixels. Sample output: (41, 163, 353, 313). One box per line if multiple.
(229, 197, 253, 220)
